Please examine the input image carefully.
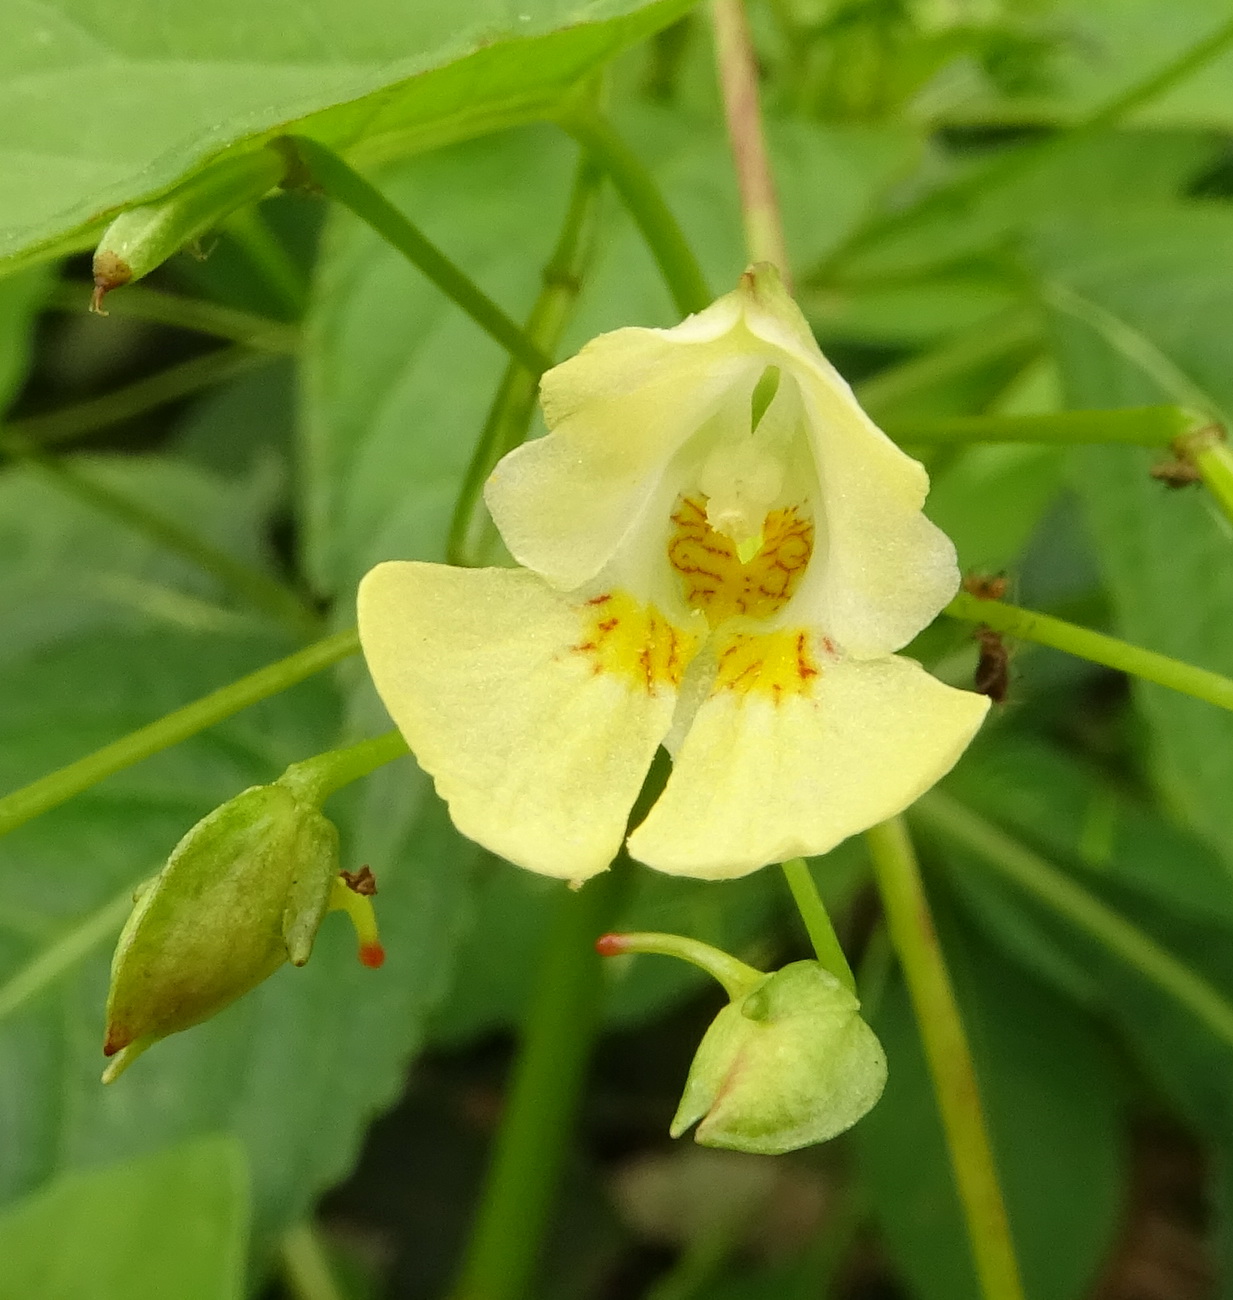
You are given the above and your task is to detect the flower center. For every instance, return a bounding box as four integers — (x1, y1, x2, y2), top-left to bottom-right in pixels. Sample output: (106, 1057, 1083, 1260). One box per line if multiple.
(667, 494, 814, 626)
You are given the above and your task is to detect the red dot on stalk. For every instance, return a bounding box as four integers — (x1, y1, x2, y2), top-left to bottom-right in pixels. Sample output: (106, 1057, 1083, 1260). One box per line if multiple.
(359, 943, 386, 969)
(595, 933, 628, 957)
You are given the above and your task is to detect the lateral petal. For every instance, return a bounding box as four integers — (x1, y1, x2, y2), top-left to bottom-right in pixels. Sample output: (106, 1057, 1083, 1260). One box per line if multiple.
(627, 644, 989, 879)
(358, 563, 690, 881)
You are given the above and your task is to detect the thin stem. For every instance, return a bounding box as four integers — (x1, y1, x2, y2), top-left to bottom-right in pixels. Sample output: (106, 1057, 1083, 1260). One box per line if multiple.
(287, 136, 550, 375)
(44, 282, 299, 353)
(224, 205, 308, 318)
(279, 1222, 348, 1300)
(0, 629, 360, 840)
(779, 858, 856, 992)
(448, 154, 604, 568)
(282, 729, 409, 804)
(1086, 13, 1233, 128)
(865, 817, 1024, 1300)
(561, 112, 712, 317)
(1194, 435, 1233, 526)
(883, 405, 1205, 449)
(710, 0, 791, 285)
(448, 868, 623, 1300)
(914, 791, 1233, 1051)
(597, 930, 762, 1000)
(1, 347, 271, 450)
(0, 885, 135, 1024)
(945, 592, 1233, 713)
(10, 448, 319, 637)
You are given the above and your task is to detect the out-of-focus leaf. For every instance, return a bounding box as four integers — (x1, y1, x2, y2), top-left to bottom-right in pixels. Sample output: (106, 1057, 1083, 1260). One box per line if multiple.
(839, 131, 1218, 281)
(0, 1134, 248, 1300)
(1034, 204, 1233, 870)
(0, 454, 283, 663)
(856, 906, 1125, 1300)
(0, 264, 49, 411)
(0, 0, 698, 273)
(931, 0, 1233, 129)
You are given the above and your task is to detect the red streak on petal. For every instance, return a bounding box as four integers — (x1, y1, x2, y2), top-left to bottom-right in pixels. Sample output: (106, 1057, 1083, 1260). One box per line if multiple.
(359, 943, 386, 969)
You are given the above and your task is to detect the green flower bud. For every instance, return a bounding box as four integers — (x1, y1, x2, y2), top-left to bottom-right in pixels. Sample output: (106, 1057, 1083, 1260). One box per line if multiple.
(670, 961, 887, 1155)
(103, 781, 346, 1082)
(91, 148, 285, 311)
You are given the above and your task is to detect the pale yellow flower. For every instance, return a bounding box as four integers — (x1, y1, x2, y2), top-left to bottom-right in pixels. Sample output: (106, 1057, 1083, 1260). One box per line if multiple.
(358, 266, 989, 883)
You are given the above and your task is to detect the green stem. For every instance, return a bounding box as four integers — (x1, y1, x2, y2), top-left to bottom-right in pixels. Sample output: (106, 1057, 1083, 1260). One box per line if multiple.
(279, 1222, 348, 1300)
(779, 858, 856, 992)
(645, 1223, 742, 1300)
(45, 282, 299, 353)
(710, 0, 791, 285)
(561, 111, 712, 317)
(0, 629, 360, 840)
(0, 885, 136, 1024)
(1086, 12, 1233, 128)
(865, 817, 1024, 1300)
(448, 868, 623, 1300)
(1194, 435, 1233, 525)
(598, 930, 762, 999)
(448, 154, 604, 568)
(11, 448, 319, 637)
(945, 591, 1233, 713)
(282, 729, 409, 804)
(0, 347, 271, 450)
(288, 136, 550, 374)
(884, 405, 1205, 448)
(913, 791, 1233, 1051)
(224, 205, 308, 318)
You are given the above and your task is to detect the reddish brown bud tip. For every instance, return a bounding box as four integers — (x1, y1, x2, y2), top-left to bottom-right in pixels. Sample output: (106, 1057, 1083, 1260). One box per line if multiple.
(102, 1028, 129, 1058)
(359, 942, 385, 969)
(595, 933, 628, 957)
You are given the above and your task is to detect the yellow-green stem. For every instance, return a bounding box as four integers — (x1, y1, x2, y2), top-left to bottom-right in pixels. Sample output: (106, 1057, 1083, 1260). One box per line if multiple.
(779, 858, 855, 992)
(0, 629, 360, 839)
(865, 817, 1024, 1300)
(945, 592, 1233, 713)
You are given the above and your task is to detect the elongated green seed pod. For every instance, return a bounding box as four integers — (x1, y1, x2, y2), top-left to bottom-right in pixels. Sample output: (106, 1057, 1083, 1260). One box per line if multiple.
(91, 148, 285, 311)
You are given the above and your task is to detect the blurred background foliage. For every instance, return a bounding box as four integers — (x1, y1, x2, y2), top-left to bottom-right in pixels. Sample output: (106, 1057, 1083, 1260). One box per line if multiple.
(3, 0, 1233, 1297)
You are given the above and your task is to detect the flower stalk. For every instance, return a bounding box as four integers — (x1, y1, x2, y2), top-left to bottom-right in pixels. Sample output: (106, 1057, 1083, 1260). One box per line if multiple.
(866, 817, 1025, 1300)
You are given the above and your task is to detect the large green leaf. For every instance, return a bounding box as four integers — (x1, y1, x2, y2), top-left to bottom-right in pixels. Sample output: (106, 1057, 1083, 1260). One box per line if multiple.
(1033, 204, 1233, 869)
(0, 1135, 248, 1300)
(0, 264, 49, 410)
(0, 0, 696, 273)
(856, 906, 1125, 1300)
(0, 450, 476, 1247)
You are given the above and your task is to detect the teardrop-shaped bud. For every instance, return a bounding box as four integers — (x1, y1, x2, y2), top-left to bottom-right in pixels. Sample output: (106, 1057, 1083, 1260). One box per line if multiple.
(102, 781, 338, 1081)
(91, 148, 285, 311)
(670, 961, 886, 1155)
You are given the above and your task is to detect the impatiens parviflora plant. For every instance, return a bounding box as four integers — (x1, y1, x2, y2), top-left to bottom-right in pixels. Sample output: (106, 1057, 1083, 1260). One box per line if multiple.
(357, 263, 991, 886)
(101, 739, 399, 1083)
(597, 931, 887, 1155)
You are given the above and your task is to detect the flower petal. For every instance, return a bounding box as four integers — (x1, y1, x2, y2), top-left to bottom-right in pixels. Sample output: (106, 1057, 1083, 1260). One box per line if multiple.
(626, 644, 989, 879)
(485, 297, 756, 592)
(358, 563, 689, 880)
(740, 265, 960, 657)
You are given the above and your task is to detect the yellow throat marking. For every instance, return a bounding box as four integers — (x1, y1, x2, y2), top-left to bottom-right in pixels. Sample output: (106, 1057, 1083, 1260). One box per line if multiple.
(713, 628, 823, 699)
(667, 494, 813, 625)
(572, 591, 696, 694)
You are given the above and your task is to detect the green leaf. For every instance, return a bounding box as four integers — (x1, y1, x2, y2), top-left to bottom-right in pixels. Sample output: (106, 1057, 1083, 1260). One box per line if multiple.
(0, 0, 697, 274)
(1034, 204, 1233, 869)
(856, 907, 1125, 1300)
(0, 454, 283, 665)
(0, 264, 49, 411)
(0, 1134, 248, 1300)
